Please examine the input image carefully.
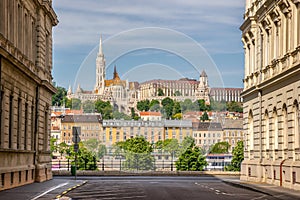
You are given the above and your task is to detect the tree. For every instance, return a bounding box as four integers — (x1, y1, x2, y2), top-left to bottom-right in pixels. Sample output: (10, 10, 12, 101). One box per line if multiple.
(180, 99, 194, 112)
(172, 113, 182, 120)
(226, 101, 243, 113)
(209, 141, 230, 154)
(95, 100, 113, 119)
(130, 107, 139, 120)
(200, 111, 209, 121)
(52, 86, 67, 106)
(115, 136, 154, 170)
(66, 98, 82, 110)
(193, 99, 210, 111)
(50, 137, 58, 157)
(137, 100, 150, 111)
(58, 142, 69, 157)
(161, 97, 174, 119)
(157, 88, 164, 96)
(210, 98, 226, 111)
(176, 140, 207, 171)
(67, 142, 97, 170)
(174, 91, 182, 96)
(226, 141, 244, 171)
(83, 138, 107, 159)
(156, 139, 179, 154)
(173, 101, 182, 115)
(149, 99, 160, 111)
(112, 111, 131, 120)
(82, 100, 95, 113)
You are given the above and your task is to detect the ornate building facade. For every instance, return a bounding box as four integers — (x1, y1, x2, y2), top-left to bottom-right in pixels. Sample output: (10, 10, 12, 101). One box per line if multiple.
(210, 88, 243, 102)
(241, 0, 300, 190)
(139, 70, 210, 104)
(0, 0, 58, 190)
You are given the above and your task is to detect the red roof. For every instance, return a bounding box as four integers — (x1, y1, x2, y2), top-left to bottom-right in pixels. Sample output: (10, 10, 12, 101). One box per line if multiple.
(140, 111, 161, 116)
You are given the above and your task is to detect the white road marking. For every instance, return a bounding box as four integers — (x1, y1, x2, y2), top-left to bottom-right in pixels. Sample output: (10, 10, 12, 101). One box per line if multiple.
(31, 182, 69, 200)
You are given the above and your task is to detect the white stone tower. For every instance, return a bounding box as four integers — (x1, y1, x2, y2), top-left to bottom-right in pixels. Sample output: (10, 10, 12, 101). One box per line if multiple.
(94, 35, 106, 94)
(196, 70, 210, 104)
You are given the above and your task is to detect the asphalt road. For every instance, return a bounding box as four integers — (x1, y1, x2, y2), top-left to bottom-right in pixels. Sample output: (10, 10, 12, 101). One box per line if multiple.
(63, 176, 279, 200)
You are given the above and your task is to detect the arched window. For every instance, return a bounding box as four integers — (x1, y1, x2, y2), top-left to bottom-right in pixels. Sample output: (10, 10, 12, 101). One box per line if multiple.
(249, 110, 254, 151)
(264, 110, 270, 150)
(282, 104, 288, 149)
(273, 107, 278, 150)
(294, 100, 299, 149)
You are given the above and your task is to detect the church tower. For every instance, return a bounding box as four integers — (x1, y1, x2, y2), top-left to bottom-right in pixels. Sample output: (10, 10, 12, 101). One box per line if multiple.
(94, 35, 106, 94)
(196, 70, 210, 104)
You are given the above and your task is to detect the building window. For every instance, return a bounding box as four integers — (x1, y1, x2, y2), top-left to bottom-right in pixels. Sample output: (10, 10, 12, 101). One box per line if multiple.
(294, 101, 299, 148)
(24, 103, 28, 150)
(273, 108, 278, 150)
(9, 95, 13, 149)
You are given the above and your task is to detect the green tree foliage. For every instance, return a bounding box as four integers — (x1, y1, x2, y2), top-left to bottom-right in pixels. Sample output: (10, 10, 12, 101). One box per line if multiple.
(137, 100, 150, 111)
(193, 99, 211, 111)
(58, 142, 69, 157)
(180, 99, 194, 111)
(82, 100, 95, 113)
(112, 111, 131, 120)
(174, 91, 182, 96)
(82, 138, 107, 159)
(200, 111, 209, 121)
(95, 100, 113, 119)
(155, 139, 179, 155)
(226, 141, 244, 171)
(68, 142, 97, 170)
(149, 99, 160, 111)
(172, 113, 182, 120)
(157, 88, 164, 96)
(66, 98, 82, 110)
(209, 141, 230, 154)
(210, 99, 226, 111)
(115, 136, 154, 170)
(226, 101, 243, 113)
(173, 101, 182, 115)
(130, 108, 139, 120)
(176, 139, 207, 171)
(52, 86, 67, 106)
(161, 97, 174, 119)
(50, 138, 58, 157)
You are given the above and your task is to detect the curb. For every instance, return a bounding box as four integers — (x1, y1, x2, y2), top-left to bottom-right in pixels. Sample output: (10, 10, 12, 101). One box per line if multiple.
(222, 180, 272, 196)
(55, 181, 88, 199)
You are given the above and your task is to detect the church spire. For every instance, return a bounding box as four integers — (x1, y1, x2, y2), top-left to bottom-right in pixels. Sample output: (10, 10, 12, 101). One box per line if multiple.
(113, 65, 120, 80)
(98, 34, 103, 56)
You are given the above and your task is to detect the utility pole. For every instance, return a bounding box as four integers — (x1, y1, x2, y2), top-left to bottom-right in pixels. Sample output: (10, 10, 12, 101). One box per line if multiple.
(72, 126, 81, 180)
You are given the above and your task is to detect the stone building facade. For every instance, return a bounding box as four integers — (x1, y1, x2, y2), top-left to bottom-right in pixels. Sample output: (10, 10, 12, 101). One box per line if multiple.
(241, 0, 300, 190)
(210, 88, 243, 102)
(0, 0, 58, 190)
(139, 70, 210, 104)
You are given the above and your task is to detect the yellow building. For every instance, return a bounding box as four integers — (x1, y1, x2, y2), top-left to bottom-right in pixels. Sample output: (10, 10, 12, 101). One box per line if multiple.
(102, 120, 192, 150)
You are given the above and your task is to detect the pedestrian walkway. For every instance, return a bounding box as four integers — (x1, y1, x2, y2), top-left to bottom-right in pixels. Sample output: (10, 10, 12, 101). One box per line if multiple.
(0, 177, 86, 200)
(222, 178, 300, 200)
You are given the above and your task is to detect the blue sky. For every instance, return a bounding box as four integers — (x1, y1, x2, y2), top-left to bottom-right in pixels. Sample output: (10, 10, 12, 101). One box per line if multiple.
(52, 0, 245, 91)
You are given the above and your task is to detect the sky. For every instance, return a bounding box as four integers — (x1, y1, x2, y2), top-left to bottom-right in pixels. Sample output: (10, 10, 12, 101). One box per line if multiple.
(52, 0, 246, 91)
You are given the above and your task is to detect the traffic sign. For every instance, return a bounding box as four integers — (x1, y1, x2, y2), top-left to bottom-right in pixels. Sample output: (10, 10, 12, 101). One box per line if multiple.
(72, 126, 81, 144)
(74, 143, 79, 153)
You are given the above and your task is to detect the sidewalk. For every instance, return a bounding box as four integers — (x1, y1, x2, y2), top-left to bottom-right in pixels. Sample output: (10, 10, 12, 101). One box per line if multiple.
(222, 179, 300, 200)
(0, 177, 86, 200)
